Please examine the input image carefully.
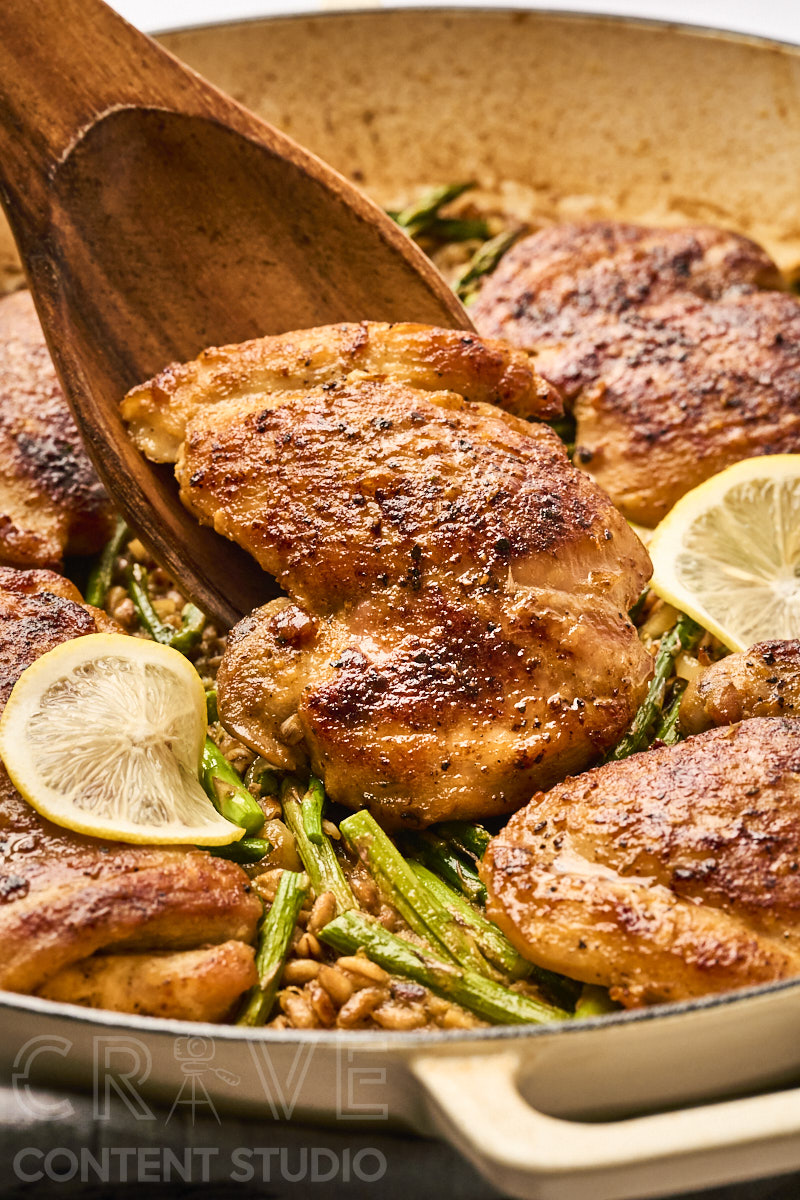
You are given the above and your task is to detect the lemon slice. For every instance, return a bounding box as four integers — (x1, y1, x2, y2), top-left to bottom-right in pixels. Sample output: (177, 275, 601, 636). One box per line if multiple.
(649, 455, 800, 652)
(0, 633, 243, 845)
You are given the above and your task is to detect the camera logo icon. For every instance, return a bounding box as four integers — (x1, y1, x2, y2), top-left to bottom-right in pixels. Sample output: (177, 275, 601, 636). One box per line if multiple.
(168, 1038, 240, 1124)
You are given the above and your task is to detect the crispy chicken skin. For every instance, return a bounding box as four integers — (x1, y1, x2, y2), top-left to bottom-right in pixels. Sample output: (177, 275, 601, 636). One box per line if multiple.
(0, 291, 115, 568)
(123, 323, 652, 826)
(681, 641, 800, 734)
(472, 221, 800, 526)
(122, 320, 562, 463)
(0, 567, 259, 1015)
(482, 717, 800, 1006)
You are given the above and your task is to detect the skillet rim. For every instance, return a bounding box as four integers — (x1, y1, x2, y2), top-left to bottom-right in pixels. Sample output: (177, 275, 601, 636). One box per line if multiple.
(4, 971, 800, 1047)
(153, 6, 800, 59)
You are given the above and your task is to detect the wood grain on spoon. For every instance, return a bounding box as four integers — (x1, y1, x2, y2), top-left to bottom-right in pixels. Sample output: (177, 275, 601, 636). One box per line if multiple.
(0, 0, 472, 627)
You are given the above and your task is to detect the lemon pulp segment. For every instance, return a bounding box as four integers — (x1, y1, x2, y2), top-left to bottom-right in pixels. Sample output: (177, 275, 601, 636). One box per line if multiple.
(649, 455, 800, 652)
(0, 633, 243, 845)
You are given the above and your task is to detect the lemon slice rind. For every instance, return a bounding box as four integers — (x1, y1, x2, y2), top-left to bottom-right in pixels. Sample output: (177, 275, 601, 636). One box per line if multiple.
(649, 455, 800, 653)
(0, 633, 243, 846)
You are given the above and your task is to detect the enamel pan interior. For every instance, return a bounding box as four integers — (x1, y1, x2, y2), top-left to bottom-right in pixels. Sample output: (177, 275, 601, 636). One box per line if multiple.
(2, 11, 800, 1200)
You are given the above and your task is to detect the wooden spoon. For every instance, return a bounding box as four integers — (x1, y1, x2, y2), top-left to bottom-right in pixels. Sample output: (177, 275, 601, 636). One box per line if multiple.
(0, 0, 472, 628)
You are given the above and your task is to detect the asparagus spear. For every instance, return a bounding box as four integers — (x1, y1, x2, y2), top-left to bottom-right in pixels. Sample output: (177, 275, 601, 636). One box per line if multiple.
(282, 783, 356, 914)
(320, 911, 569, 1026)
(607, 613, 702, 761)
(169, 603, 206, 654)
(391, 182, 475, 237)
(435, 820, 491, 862)
(654, 678, 688, 746)
(408, 861, 529, 979)
(126, 562, 206, 654)
(245, 757, 282, 798)
(421, 216, 490, 243)
(238, 870, 310, 1026)
(210, 837, 272, 864)
(201, 739, 266, 836)
(127, 562, 174, 644)
(408, 862, 581, 1008)
(205, 688, 219, 724)
(456, 227, 522, 302)
(574, 985, 619, 1019)
(85, 516, 129, 608)
(402, 829, 486, 905)
(301, 776, 326, 846)
(340, 811, 491, 975)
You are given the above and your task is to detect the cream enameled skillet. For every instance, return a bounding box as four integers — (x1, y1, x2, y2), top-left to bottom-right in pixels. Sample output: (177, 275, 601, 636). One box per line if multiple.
(2, 10, 800, 1198)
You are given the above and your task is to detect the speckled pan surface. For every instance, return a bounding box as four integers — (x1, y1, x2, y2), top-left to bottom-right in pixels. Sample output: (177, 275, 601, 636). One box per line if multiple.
(3, 11, 800, 1199)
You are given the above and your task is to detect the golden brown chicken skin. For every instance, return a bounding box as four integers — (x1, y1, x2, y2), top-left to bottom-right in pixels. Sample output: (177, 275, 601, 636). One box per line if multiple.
(472, 221, 800, 526)
(123, 323, 652, 826)
(0, 291, 115, 568)
(0, 567, 259, 1016)
(122, 319, 562, 463)
(482, 717, 800, 1007)
(681, 640, 800, 734)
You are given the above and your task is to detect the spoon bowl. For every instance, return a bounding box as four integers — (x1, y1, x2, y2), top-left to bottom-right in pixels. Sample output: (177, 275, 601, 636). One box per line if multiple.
(0, 0, 471, 626)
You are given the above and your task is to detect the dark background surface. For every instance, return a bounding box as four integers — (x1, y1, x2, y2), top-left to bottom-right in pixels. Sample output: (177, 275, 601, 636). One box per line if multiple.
(1, 1084, 798, 1200)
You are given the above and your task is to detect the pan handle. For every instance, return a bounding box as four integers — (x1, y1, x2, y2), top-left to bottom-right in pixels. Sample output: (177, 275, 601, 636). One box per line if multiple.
(411, 1049, 800, 1200)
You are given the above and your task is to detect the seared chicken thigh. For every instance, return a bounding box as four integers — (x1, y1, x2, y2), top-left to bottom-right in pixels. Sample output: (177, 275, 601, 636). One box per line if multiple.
(124, 322, 652, 826)
(482, 717, 800, 1006)
(681, 640, 800, 734)
(0, 291, 115, 567)
(0, 567, 259, 1016)
(472, 222, 800, 526)
(39, 942, 258, 1022)
(123, 319, 562, 463)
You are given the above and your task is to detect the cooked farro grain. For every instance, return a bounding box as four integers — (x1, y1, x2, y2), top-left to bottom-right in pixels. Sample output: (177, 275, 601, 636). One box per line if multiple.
(317, 964, 354, 1008)
(282, 959, 321, 985)
(307, 892, 337, 934)
(279, 987, 318, 1029)
(337, 955, 390, 986)
(336, 986, 389, 1028)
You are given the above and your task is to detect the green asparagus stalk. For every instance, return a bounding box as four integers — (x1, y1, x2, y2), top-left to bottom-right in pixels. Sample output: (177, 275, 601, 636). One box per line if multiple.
(169, 603, 206, 654)
(319, 912, 569, 1026)
(85, 516, 129, 608)
(435, 820, 491, 862)
(402, 829, 486, 905)
(607, 613, 702, 761)
(654, 679, 688, 746)
(127, 562, 174, 644)
(574, 985, 619, 1019)
(340, 811, 491, 975)
(420, 216, 490, 243)
(456, 227, 522, 302)
(391, 182, 475, 237)
(408, 861, 529, 979)
(126, 562, 206, 655)
(301, 776, 326, 846)
(210, 837, 272, 864)
(205, 688, 219, 724)
(238, 870, 310, 1026)
(244, 757, 282, 798)
(282, 783, 356, 914)
(201, 739, 266, 836)
(408, 862, 580, 1008)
